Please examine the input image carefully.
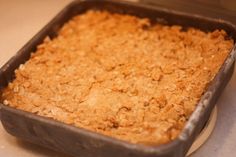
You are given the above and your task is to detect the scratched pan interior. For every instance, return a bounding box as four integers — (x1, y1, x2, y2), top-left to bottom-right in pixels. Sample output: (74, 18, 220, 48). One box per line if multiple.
(1, 0, 236, 157)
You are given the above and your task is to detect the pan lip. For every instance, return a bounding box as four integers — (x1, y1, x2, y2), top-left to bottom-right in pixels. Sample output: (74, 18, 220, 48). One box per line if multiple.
(0, 0, 236, 155)
(0, 103, 180, 154)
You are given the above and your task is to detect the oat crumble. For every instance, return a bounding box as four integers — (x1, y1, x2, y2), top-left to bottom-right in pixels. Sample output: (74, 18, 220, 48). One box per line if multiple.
(1, 10, 234, 145)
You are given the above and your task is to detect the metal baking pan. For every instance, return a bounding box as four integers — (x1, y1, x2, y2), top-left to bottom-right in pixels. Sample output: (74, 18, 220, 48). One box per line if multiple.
(1, 0, 236, 157)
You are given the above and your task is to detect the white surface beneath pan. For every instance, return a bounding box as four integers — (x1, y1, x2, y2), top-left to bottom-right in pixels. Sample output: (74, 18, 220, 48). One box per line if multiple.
(186, 106, 217, 156)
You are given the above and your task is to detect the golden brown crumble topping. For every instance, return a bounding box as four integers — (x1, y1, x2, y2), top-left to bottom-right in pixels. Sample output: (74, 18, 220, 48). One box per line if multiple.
(1, 10, 234, 145)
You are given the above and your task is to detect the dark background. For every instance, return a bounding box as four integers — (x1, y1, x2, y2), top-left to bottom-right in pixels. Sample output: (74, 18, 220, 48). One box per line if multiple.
(141, 0, 236, 24)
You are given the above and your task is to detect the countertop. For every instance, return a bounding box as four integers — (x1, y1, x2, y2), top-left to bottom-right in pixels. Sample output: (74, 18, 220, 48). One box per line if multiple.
(0, 0, 236, 157)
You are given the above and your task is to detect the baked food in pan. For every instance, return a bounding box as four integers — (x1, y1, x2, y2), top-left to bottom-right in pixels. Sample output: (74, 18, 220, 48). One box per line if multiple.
(1, 10, 234, 145)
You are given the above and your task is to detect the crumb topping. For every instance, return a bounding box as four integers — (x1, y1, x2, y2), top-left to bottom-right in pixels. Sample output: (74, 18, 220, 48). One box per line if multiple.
(1, 10, 234, 145)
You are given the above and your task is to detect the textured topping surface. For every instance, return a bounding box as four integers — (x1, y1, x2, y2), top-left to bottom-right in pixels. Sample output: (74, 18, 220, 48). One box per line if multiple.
(2, 10, 234, 145)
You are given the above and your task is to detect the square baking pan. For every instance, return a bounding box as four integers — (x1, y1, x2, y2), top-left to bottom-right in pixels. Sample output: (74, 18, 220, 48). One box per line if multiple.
(1, 0, 236, 157)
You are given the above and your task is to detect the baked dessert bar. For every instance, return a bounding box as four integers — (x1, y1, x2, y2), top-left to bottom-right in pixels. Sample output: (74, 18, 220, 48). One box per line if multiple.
(1, 10, 234, 145)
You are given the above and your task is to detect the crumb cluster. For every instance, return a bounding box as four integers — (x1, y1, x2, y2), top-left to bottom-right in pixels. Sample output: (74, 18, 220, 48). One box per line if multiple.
(1, 10, 234, 145)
